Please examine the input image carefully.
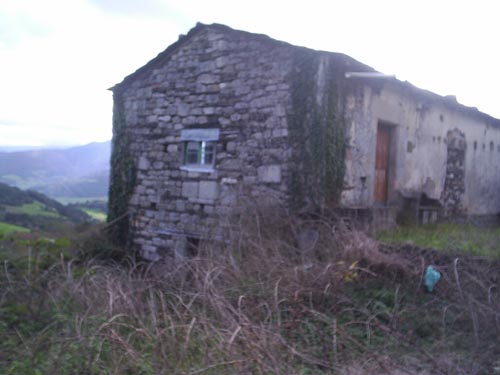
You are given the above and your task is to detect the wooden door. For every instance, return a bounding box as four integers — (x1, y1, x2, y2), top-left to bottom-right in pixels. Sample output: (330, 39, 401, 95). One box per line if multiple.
(374, 125, 390, 204)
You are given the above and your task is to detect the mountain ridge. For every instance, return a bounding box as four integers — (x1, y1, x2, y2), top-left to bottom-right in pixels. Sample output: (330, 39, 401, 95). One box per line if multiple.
(0, 141, 111, 199)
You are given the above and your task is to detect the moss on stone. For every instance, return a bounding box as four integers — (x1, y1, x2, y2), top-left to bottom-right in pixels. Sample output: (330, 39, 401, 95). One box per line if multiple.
(288, 50, 346, 212)
(107, 92, 136, 246)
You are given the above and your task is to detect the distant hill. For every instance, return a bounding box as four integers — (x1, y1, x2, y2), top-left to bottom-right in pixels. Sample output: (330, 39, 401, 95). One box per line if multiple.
(0, 141, 110, 199)
(0, 182, 91, 231)
(0, 145, 71, 152)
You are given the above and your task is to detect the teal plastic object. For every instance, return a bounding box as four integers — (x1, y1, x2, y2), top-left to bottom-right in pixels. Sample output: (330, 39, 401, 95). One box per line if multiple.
(424, 265, 441, 292)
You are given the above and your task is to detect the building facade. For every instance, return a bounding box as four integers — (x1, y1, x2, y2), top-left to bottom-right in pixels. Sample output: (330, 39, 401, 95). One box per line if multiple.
(109, 23, 500, 260)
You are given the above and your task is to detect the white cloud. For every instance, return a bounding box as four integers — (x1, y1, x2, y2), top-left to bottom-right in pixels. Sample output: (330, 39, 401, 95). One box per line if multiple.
(1, 0, 500, 146)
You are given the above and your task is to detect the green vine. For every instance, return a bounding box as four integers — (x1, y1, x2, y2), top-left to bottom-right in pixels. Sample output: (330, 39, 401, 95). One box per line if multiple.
(107, 92, 136, 246)
(288, 50, 346, 212)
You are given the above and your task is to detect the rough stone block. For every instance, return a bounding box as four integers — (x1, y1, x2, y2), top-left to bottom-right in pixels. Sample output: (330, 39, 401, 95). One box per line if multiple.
(203, 107, 215, 115)
(152, 237, 166, 246)
(198, 74, 217, 84)
(220, 158, 242, 171)
(138, 156, 150, 170)
(220, 188, 236, 205)
(177, 103, 189, 116)
(167, 144, 178, 153)
(176, 200, 186, 212)
(257, 165, 281, 183)
(199, 181, 219, 200)
(182, 182, 199, 198)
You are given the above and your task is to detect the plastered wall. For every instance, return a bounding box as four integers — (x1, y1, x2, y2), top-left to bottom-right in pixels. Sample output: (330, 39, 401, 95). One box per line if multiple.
(342, 81, 500, 216)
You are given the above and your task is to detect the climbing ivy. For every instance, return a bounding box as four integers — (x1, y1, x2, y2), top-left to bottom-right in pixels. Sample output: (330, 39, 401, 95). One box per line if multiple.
(107, 91, 136, 246)
(288, 50, 346, 212)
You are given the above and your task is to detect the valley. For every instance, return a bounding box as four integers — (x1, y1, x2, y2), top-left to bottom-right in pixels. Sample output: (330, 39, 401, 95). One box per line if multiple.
(0, 182, 107, 234)
(0, 141, 110, 201)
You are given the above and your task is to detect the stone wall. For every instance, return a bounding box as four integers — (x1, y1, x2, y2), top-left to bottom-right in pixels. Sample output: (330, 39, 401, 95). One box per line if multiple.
(441, 128, 466, 217)
(115, 26, 295, 260)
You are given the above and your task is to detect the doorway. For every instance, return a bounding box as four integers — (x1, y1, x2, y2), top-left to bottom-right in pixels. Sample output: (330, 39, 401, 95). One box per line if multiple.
(374, 123, 391, 204)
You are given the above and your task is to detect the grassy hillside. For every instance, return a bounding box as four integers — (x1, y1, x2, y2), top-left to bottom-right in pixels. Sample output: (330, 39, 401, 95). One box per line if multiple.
(0, 141, 110, 199)
(0, 222, 29, 234)
(0, 182, 91, 231)
(68, 200, 108, 223)
(5, 201, 62, 218)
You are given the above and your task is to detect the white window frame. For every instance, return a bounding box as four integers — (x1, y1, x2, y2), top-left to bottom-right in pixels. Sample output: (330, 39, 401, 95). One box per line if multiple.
(180, 129, 219, 173)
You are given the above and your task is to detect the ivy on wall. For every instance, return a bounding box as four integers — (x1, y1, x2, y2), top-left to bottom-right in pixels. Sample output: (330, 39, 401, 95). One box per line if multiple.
(288, 50, 346, 212)
(107, 92, 136, 246)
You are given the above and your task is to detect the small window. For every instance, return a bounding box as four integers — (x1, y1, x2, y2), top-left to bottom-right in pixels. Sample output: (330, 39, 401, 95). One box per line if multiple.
(180, 128, 219, 171)
(183, 141, 215, 167)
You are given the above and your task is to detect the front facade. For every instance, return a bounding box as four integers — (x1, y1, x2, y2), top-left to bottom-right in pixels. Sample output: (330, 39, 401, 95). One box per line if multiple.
(109, 23, 500, 260)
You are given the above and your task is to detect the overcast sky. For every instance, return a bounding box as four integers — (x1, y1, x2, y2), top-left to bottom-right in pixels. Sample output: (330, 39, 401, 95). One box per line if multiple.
(1, 0, 499, 147)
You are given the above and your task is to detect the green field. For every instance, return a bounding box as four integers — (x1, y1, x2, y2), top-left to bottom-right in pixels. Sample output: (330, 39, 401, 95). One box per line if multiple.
(55, 196, 107, 204)
(0, 222, 30, 234)
(82, 208, 107, 222)
(5, 201, 61, 218)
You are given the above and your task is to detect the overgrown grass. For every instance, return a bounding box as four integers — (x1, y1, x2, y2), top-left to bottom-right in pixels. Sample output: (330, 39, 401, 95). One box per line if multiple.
(0, 222, 30, 234)
(1, 210, 499, 374)
(378, 222, 500, 258)
(5, 201, 62, 218)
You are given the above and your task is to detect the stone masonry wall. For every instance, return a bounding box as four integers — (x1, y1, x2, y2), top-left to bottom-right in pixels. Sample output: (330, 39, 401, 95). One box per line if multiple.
(441, 128, 466, 218)
(116, 27, 295, 260)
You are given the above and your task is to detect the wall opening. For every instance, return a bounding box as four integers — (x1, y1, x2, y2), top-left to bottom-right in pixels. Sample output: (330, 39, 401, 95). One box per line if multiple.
(174, 236, 201, 259)
(186, 237, 200, 258)
(374, 122, 395, 205)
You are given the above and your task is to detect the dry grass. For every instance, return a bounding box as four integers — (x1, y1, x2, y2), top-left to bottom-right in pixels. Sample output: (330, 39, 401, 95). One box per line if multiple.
(1, 205, 499, 374)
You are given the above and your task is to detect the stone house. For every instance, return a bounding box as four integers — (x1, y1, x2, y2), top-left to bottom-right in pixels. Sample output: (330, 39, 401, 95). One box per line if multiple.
(109, 23, 500, 260)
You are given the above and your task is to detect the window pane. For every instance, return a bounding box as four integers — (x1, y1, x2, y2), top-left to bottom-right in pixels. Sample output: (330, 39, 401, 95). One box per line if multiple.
(185, 142, 199, 164)
(204, 142, 215, 165)
(183, 141, 215, 167)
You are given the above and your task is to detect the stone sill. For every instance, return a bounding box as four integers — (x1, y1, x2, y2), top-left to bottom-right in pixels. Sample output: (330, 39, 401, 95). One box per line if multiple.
(180, 166, 215, 173)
